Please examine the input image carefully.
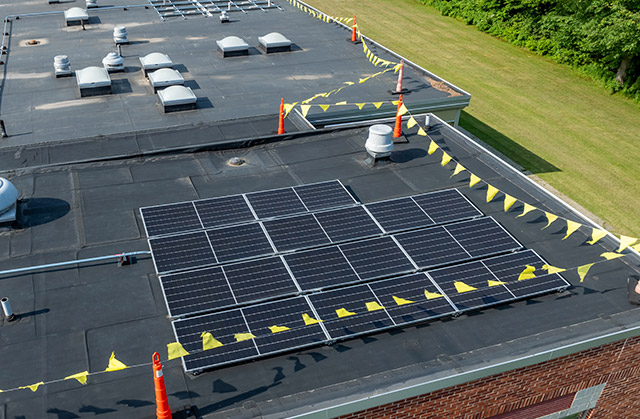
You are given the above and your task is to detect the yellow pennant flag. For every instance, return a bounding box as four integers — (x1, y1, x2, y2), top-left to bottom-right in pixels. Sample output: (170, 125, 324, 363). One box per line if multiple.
(201, 332, 224, 350)
(560, 220, 581, 240)
(392, 100, 399, 105)
(344, 81, 355, 86)
(300, 104, 311, 118)
(542, 212, 558, 230)
(355, 103, 366, 110)
(234, 333, 256, 342)
(542, 264, 566, 274)
(20, 382, 45, 392)
(167, 342, 190, 360)
(336, 308, 357, 318)
(601, 252, 625, 260)
(617, 235, 638, 253)
(318, 104, 330, 112)
(428, 140, 439, 155)
(633, 243, 640, 252)
(392, 296, 415, 306)
(407, 116, 418, 129)
(335, 101, 347, 105)
(587, 228, 608, 245)
(503, 194, 517, 212)
(454, 281, 477, 293)
(65, 371, 89, 385)
(516, 202, 536, 218)
(359, 77, 370, 84)
(488, 280, 507, 287)
(577, 263, 595, 282)
(452, 163, 466, 177)
(518, 265, 536, 281)
(486, 185, 499, 203)
(417, 127, 427, 136)
(283, 102, 297, 118)
(440, 152, 452, 167)
(302, 313, 323, 325)
(469, 174, 481, 188)
(268, 325, 291, 333)
(105, 352, 127, 372)
(372, 102, 383, 109)
(365, 301, 385, 311)
(397, 104, 408, 117)
(424, 290, 444, 299)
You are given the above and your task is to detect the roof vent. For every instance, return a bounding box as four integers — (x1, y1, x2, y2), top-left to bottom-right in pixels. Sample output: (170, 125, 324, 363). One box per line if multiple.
(54, 55, 72, 78)
(64, 7, 89, 26)
(216, 36, 249, 58)
(219, 11, 230, 23)
(157, 86, 197, 113)
(258, 32, 291, 54)
(102, 52, 125, 72)
(85, 0, 98, 8)
(0, 177, 19, 225)
(364, 124, 394, 166)
(148, 68, 184, 92)
(139, 52, 173, 75)
(113, 26, 129, 44)
(76, 66, 111, 97)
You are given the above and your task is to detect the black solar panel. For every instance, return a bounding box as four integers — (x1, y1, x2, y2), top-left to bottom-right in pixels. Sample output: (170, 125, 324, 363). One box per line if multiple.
(141, 202, 202, 237)
(394, 226, 470, 268)
(174, 309, 258, 372)
(223, 257, 298, 304)
(307, 285, 395, 340)
(150, 231, 217, 274)
(206, 223, 274, 263)
(245, 188, 308, 219)
(194, 195, 255, 229)
(411, 189, 481, 224)
(284, 247, 360, 290)
(262, 214, 331, 252)
(160, 267, 236, 318)
(368, 273, 456, 324)
(314, 206, 383, 243)
(364, 197, 435, 233)
(444, 217, 520, 257)
(294, 180, 357, 211)
(339, 236, 416, 280)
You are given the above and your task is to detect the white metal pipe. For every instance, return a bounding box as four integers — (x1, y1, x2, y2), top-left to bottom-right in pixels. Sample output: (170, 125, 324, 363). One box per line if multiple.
(1, 297, 14, 321)
(0, 251, 150, 277)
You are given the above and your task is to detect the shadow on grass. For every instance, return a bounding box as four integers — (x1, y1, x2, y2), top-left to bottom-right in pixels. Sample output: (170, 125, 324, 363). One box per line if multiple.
(459, 111, 560, 174)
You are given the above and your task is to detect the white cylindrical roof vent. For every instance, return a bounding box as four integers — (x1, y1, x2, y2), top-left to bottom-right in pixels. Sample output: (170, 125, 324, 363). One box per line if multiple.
(54, 55, 70, 71)
(365, 124, 394, 158)
(425, 114, 432, 128)
(86, 0, 97, 7)
(102, 52, 124, 72)
(0, 177, 18, 216)
(113, 26, 128, 43)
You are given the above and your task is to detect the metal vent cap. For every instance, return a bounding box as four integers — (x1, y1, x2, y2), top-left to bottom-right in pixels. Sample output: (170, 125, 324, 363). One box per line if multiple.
(365, 124, 394, 157)
(0, 178, 18, 214)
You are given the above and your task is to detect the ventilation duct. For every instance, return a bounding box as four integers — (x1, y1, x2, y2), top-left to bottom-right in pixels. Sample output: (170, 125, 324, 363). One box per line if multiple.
(113, 26, 129, 44)
(86, 0, 98, 8)
(364, 124, 394, 166)
(102, 52, 125, 72)
(54, 55, 72, 78)
(0, 177, 18, 225)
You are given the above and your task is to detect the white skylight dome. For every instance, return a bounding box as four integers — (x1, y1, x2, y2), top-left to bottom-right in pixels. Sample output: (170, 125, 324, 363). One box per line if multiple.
(75, 66, 111, 88)
(158, 86, 196, 106)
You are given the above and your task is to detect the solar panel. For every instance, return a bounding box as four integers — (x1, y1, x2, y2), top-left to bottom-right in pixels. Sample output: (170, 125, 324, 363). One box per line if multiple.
(141, 202, 202, 237)
(160, 266, 236, 318)
(174, 296, 327, 372)
(314, 206, 383, 243)
(150, 231, 217, 274)
(481, 250, 570, 298)
(193, 195, 255, 229)
(262, 214, 331, 252)
(222, 257, 298, 304)
(444, 217, 521, 257)
(411, 189, 482, 224)
(206, 223, 274, 263)
(339, 236, 417, 280)
(293, 180, 357, 211)
(368, 273, 457, 324)
(283, 246, 360, 291)
(307, 285, 395, 340)
(364, 197, 435, 233)
(245, 187, 308, 219)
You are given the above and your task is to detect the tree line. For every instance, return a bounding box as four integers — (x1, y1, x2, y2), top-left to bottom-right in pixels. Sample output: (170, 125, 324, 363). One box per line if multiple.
(420, 0, 640, 101)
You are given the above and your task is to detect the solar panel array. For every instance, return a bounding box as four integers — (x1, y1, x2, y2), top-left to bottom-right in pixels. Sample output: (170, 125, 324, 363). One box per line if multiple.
(140, 180, 570, 372)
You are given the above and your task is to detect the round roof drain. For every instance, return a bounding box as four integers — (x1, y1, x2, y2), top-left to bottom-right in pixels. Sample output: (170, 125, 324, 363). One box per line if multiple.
(26, 40, 40, 46)
(227, 157, 245, 166)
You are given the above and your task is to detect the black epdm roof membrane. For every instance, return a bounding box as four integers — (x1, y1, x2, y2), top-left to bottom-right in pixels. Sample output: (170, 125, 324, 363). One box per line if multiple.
(1, 1, 640, 419)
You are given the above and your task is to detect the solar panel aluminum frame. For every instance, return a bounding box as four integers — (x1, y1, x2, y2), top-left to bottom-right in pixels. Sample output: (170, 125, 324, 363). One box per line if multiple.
(173, 295, 331, 374)
(140, 179, 358, 238)
(424, 249, 570, 315)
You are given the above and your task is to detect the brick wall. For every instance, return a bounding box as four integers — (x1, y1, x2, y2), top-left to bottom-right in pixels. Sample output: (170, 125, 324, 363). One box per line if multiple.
(337, 336, 640, 419)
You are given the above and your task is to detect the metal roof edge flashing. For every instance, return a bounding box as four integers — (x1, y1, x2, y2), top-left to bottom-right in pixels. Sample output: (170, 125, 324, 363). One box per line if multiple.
(286, 323, 640, 419)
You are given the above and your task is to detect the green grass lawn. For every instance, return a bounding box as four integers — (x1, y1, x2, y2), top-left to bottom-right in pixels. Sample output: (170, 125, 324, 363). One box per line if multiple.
(304, 0, 640, 237)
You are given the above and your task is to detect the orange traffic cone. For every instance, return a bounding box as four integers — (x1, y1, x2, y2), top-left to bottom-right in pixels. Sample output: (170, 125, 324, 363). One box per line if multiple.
(152, 352, 172, 419)
(351, 15, 357, 43)
(277, 98, 285, 135)
(393, 94, 403, 138)
(393, 59, 408, 94)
